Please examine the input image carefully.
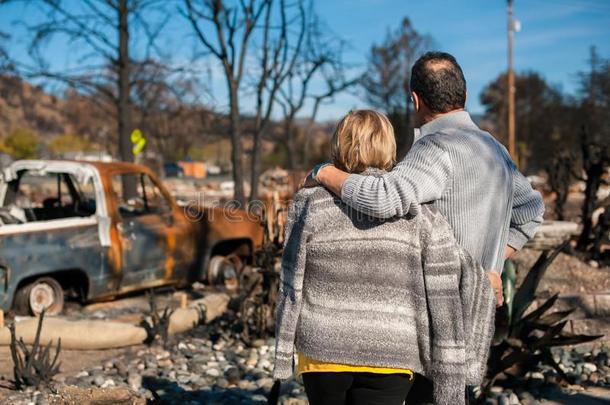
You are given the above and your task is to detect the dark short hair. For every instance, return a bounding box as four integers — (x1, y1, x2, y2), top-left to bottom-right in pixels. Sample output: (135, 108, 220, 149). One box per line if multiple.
(410, 51, 467, 113)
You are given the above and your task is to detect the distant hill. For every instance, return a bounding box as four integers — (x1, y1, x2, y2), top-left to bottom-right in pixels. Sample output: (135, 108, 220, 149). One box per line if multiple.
(0, 75, 69, 139)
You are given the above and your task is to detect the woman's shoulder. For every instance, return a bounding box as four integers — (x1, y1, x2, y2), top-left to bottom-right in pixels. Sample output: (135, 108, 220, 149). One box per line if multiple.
(291, 186, 335, 207)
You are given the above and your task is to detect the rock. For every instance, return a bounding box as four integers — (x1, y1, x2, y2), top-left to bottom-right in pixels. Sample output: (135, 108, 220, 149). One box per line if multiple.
(256, 377, 275, 391)
(158, 359, 173, 368)
(156, 350, 171, 360)
(583, 362, 598, 373)
(206, 368, 220, 378)
(238, 380, 255, 390)
(509, 392, 520, 405)
(257, 359, 272, 370)
(101, 379, 115, 388)
(193, 354, 213, 363)
(489, 386, 504, 396)
(53, 375, 66, 384)
(75, 371, 89, 378)
(103, 360, 114, 370)
(93, 375, 105, 387)
(177, 374, 192, 384)
(498, 394, 510, 405)
(251, 339, 265, 348)
(215, 378, 229, 388)
(224, 366, 241, 385)
(127, 372, 142, 391)
(589, 372, 600, 384)
(115, 362, 128, 378)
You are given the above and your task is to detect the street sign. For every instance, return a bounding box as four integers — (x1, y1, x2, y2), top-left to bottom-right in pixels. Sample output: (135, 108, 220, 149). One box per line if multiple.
(131, 129, 146, 156)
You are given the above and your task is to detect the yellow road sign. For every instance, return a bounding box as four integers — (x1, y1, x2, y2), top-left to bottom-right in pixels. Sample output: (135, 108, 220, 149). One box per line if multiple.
(131, 129, 146, 156)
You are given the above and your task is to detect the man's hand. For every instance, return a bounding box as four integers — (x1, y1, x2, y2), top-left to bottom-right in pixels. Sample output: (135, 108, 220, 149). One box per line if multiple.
(300, 165, 349, 196)
(487, 272, 504, 307)
(300, 170, 318, 188)
(505, 245, 517, 259)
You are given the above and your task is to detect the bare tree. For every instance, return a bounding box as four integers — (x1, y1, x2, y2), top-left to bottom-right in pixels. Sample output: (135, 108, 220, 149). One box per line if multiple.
(184, 0, 315, 203)
(1, 0, 171, 166)
(247, 0, 308, 201)
(0, 31, 13, 73)
(573, 47, 610, 257)
(184, 0, 271, 204)
(130, 60, 213, 161)
(361, 18, 431, 158)
(276, 16, 357, 170)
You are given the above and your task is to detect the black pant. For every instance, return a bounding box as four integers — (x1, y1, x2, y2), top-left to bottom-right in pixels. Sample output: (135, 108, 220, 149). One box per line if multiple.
(303, 372, 413, 405)
(404, 373, 433, 404)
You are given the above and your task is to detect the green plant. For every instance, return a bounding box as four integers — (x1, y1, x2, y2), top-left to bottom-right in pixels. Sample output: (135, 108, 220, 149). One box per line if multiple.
(48, 134, 91, 155)
(2, 128, 39, 159)
(485, 241, 603, 389)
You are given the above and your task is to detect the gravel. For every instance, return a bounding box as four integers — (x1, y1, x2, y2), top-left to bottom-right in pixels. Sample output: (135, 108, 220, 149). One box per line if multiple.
(1, 319, 308, 405)
(1, 313, 608, 404)
(481, 345, 610, 404)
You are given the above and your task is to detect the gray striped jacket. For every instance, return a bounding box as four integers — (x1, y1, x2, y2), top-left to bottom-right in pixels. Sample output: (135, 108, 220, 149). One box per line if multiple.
(273, 175, 496, 405)
(341, 111, 545, 273)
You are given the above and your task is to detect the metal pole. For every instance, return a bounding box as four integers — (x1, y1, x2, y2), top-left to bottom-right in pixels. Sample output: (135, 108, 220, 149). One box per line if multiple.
(507, 0, 516, 160)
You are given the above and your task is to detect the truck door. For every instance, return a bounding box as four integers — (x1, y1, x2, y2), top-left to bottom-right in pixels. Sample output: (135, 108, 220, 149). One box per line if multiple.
(111, 173, 175, 288)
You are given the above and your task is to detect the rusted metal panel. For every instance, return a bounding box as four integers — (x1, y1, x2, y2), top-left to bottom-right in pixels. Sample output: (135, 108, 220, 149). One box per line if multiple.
(0, 159, 266, 312)
(0, 220, 107, 311)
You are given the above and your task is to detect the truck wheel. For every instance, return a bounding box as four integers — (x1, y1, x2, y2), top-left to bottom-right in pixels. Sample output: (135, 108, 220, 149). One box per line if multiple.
(208, 255, 240, 290)
(14, 277, 64, 316)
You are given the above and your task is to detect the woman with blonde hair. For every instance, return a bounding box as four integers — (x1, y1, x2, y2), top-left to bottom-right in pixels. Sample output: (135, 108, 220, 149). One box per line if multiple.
(273, 110, 495, 405)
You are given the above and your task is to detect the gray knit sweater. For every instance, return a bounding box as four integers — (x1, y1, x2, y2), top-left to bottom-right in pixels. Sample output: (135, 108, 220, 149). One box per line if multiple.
(341, 111, 545, 273)
(273, 175, 496, 405)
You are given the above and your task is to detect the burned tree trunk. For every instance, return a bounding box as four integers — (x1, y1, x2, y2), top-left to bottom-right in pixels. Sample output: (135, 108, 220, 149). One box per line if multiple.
(576, 127, 609, 251)
(228, 85, 246, 205)
(117, 0, 133, 164)
(547, 149, 574, 220)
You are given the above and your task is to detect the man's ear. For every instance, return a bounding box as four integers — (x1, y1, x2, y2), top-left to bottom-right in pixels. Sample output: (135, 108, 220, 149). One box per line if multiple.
(411, 91, 420, 111)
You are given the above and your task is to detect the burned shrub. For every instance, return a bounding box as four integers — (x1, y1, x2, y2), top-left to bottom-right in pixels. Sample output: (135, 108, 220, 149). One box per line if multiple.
(139, 290, 175, 349)
(9, 310, 61, 389)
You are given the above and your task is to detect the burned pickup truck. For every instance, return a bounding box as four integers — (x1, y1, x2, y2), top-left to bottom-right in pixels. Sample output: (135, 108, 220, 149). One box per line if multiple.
(0, 160, 263, 315)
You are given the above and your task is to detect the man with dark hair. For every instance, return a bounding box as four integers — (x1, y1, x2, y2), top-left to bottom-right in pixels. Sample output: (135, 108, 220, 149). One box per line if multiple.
(410, 51, 467, 113)
(306, 51, 545, 305)
(304, 51, 544, 402)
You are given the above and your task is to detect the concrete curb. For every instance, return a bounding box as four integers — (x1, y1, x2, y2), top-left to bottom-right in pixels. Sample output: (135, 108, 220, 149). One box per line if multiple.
(0, 293, 229, 350)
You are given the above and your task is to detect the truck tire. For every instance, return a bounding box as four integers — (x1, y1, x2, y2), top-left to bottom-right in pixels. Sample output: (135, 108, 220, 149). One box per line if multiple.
(207, 255, 240, 290)
(14, 277, 64, 316)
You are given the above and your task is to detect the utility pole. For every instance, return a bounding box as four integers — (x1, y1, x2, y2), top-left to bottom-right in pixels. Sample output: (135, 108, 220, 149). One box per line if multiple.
(507, 0, 516, 160)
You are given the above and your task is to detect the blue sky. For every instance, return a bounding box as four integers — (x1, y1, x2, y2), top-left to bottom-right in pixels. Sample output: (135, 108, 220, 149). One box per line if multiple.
(1, 0, 609, 121)
(314, 0, 610, 119)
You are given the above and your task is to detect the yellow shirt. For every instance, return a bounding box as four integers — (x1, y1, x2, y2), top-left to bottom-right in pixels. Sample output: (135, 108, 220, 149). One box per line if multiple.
(297, 353, 414, 379)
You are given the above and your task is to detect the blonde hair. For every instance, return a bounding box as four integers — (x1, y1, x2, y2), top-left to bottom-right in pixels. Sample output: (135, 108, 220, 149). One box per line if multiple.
(331, 109, 396, 173)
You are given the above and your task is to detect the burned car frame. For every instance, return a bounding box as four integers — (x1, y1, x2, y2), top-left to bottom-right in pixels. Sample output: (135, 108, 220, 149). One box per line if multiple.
(0, 160, 263, 315)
